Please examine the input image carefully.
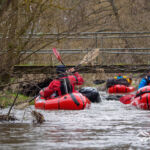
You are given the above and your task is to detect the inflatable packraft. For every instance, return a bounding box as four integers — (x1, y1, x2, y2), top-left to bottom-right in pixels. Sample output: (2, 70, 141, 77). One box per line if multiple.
(108, 84, 135, 94)
(131, 93, 150, 110)
(120, 86, 150, 110)
(131, 86, 150, 110)
(35, 92, 91, 110)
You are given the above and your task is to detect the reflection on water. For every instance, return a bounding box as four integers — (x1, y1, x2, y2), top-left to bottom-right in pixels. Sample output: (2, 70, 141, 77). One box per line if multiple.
(1, 92, 150, 150)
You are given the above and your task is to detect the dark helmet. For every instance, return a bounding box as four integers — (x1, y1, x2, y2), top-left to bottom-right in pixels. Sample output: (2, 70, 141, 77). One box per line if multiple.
(56, 65, 66, 74)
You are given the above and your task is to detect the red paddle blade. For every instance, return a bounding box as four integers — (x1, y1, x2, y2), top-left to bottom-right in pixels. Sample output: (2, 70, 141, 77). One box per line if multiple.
(120, 94, 135, 104)
(52, 48, 61, 61)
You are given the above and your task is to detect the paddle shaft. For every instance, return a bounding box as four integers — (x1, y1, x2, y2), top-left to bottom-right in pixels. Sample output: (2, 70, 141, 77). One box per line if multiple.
(52, 48, 69, 93)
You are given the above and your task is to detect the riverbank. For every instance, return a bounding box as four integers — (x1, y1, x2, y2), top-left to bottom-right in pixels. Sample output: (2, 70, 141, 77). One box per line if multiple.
(0, 91, 31, 108)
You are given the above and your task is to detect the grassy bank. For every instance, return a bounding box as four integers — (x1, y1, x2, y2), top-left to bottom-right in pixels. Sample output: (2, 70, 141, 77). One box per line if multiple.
(0, 91, 32, 108)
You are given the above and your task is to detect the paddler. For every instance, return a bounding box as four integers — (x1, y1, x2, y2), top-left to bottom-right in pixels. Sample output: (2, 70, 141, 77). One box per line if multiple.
(138, 68, 150, 89)
(114, 73, 132, 85)
(39, 65, 84, 99)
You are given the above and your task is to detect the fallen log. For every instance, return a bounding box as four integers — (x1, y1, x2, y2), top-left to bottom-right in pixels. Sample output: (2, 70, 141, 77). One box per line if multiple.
(0, 115, 17, 121)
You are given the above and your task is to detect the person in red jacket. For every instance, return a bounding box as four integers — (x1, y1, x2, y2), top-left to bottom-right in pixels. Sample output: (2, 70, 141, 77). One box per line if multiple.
(40, 65, 84, 99)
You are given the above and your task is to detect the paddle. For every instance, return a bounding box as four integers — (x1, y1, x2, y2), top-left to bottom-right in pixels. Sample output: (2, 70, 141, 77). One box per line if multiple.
(119, 94, 135, 104)
(52, 48, 66, 66)
(52, 48, 100, 70)
(76, 48, 100, 69)
(52, 48, 107, 87)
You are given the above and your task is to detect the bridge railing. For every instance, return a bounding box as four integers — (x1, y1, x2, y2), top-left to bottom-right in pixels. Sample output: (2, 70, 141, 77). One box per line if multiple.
(1, 31, 150, 65)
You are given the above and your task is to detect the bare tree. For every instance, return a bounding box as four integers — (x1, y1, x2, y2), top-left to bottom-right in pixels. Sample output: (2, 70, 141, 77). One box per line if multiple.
(1, 0, 150, 85)
(0, 0, 82, 84)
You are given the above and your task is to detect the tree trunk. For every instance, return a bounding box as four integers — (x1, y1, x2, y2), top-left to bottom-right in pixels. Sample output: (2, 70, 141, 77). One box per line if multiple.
(0, 0, 18, 85)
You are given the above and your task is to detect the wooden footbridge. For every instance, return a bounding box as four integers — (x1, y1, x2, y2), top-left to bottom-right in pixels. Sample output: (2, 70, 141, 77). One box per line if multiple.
(12, 32, 150, 75)
(14, 65, 150, 74)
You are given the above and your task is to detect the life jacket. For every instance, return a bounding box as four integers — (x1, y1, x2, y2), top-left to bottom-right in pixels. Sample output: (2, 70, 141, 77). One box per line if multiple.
(136, 85, 150, 97)
(39, 77, 73, 98)
(114, 76, 123, 79)
(55, 74, 81, 96)
(114, 75, 127, 79)
(57, 77, 73, 96)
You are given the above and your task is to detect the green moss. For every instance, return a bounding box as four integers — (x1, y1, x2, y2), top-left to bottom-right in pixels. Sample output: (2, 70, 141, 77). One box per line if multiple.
(0, 91, 31, 108)
(16, 64, 50, 66)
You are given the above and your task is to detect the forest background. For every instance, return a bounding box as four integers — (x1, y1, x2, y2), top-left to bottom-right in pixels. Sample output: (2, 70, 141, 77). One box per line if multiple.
(0, 0, 150, 97)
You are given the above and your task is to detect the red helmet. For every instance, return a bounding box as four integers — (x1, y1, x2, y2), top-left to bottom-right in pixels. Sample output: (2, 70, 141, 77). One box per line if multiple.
(118, 73, 121, 76)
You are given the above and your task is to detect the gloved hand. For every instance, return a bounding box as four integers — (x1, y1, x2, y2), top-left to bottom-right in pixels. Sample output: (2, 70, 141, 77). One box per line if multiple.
(39, 88, 45, 97)
(67, 68, 76, 73)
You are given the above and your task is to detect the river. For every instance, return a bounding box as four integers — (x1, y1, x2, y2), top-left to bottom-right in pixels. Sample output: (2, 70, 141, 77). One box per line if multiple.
(0, 92, 150, 150)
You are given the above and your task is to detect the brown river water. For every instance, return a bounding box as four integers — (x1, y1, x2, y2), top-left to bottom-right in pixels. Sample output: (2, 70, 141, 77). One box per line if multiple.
(1, 92, 150, 150)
